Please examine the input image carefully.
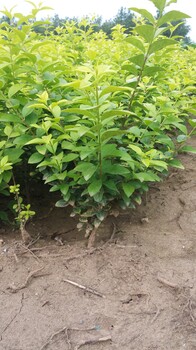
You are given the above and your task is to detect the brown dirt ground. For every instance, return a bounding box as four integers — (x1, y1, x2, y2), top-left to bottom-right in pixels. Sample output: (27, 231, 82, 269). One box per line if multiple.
(0, 138, 196, 350)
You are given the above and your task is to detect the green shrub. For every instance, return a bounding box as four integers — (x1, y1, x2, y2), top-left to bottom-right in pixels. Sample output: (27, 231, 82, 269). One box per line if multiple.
(0, 0, 195, 245)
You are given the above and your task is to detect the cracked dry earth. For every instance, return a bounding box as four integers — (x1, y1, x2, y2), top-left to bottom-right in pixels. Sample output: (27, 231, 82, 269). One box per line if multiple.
(0, 137, 196, 350)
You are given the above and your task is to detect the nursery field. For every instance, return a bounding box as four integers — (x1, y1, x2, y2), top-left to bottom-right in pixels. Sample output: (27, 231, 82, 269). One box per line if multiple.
(0, 0, 196, 348)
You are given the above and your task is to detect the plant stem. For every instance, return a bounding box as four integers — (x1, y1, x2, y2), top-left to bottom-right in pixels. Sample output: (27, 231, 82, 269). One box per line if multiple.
(11, 176, 24, 227)
(128, 13, 163, 114)
(95, 84, 102, 178)
(128, 54, 148, 111)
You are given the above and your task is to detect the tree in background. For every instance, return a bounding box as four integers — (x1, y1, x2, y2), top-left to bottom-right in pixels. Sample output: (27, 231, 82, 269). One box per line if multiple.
(102, 7, 135, 35)
(0, 15, 11, 24)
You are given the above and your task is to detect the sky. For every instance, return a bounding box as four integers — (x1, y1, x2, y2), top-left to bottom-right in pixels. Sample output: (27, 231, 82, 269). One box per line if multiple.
(1, 0, 195, 41)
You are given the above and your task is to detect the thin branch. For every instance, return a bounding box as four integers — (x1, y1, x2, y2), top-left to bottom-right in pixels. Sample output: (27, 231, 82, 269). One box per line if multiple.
(40, 326, 68, 350)
(150, 306, 162, 324)
(20, 244, 40, 261)
(157, 275, 179, 289)
(75, 336, 112, 350)
(7, 267, 47, 293)
(65, 328, 72, 350)
(63, 278, 106, 298)
(87, 228, 97, 249)
(27, 234, 41, 248)
(40, 326, 97, 350)
(108, 222, 117, 242)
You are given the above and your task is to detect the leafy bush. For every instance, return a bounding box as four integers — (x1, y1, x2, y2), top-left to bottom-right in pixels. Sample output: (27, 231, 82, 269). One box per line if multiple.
(0, 0, 195, 245)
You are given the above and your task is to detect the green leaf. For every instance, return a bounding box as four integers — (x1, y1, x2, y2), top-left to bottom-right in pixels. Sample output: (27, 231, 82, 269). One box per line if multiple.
(30, 41, 52, 52)
(4, 125, 12, 137)
(50, 184, 60, 191)
(177, 135, 187, 143)
(28, 103, 49, 110)
(117, 152, 135, 170)
(4, 149, 24, 164)
(80, 146, 95, 160)
(55, 200, 67, 207)
(167, 0, 177, 6)
(22, 105, 34, 118)
(169, 159, 184, 169)
(143, 66, 165, 76)
(126, 37, 146, 53)
(88, 180, 102, 197)
(65, 108, 95, 119)
(101, 129, 125, 142)
(61, 141, 75, 150)
(134, 195, 142, 205)
(122, 183, 135, 197)
(130, 8, 155, 24)
(103, 163, 130, 176)
(102, 110, 137, 120)
(134, 172, 160, 182)
(150, 0, 166, 13)
(129, 144, 143, 156)
(101, 144, 117, 158)
(63, 153, 78, 162)
(36, 145, 47, 155)
(122, 64, 138, 75)
(26, 138, 45, 145)
(59, 184, 69, 196)
(93, 191, 103, 203)
(128, 127, 141, 137)
(0, 211, 9, 222)
(8, 84, 24, 99)
(149, 160, 168, 170)
(0, 113, 21, 123)
(149, 38, 176, 54)
(76, 65, 93, 73)
(180, 146, 196, 154)
(188, 119, 196, 128)
(0, 156, 9, 167)
(172, 122, 187, 134)
(100, 86, 133, 97)
(158, 10, 191, 27)
(13, 135, 32, 146)
(74, 163, 97, 181)
(129, 54, 145, 68)
(104, 180, 119, 193)
(76, 126, 91, 138)
(51, 105, 61, 118)
(26, 135, 52, 145)
(0, 141, 6, 149)
(3, 170, 12, 183)
(135, 25, 155, 43)
(28, 152, 44, 164)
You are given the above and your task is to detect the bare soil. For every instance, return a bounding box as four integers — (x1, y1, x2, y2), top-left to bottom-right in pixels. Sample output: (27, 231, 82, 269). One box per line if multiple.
(0, 138, 196, 350)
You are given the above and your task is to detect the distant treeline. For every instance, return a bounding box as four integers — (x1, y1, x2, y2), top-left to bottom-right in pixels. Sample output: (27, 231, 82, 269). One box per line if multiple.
(0, 7, 192, 43)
